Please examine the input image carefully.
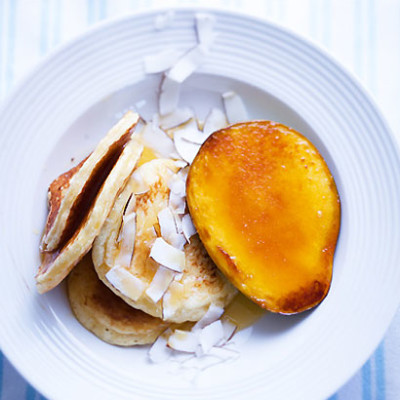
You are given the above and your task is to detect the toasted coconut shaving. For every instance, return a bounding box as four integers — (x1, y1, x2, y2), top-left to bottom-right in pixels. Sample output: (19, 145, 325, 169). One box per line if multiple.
(168, 330, 199, 353)
(173, 119, 206, 145)
(140, 121, 177, 159)
(150, 237, 185, 272)
(150, 303, 241, 368)
(173, 213, 183, 234)
(144, 49, 184, 74)
(146, 266, 176, 303)
(169, 191, 186, 214)
(158, 207, 176, 238)
(159, 107, 194, 130)
(105, 266, 145, 301)
(203, 107, 228, 137)
(158, 207, 187, 250)
(195, 13, 216, 46)
(174, 160, 188, 169)
(130, 168, 150, 195)
(193, 304, 224, 331)
(168, 174, 186, 197)
(116, 211, 136, 267)
(199, 320, 224, 353)
(173, 131, 201, 164)
(149, 333, 174, 362)
(222, 91, 248, 124)
(166, 44, 209, 84)
(182, 214, 196, 242)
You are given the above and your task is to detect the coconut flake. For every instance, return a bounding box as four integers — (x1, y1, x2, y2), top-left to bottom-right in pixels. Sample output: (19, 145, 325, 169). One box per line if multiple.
(168, 173, 186, 197)
(116, 212, 136, 267)
(174, 272, 183, 282)
(174, 119, 206, 145)
(170, 232, 187, 250)
(158, 207, 177, 239)
(158, 207, 187, 250)
(199, 320, 225, 353)
(140, 122, 177, 158)
(159, 76, 181, 116)
(174, 131, 201, 164)
(144, 49, 184, 74)
(169, 179, 186, 196)
(203, 107, 228, 137)
(193, 304, 225, 331)
(222, 91, 248, 124)
(195, 13, 216, 46)
(173, 212, 183, 233)
(159, 107, 194, 130)
(149, 333, 174, 363)
(182, 214, 196, 242)
(162, 291, 175, 320)
(169, 191, 186, 214)
(166, 44, 209, 84)
(105, 266, 145, 301)
(154, 10, 174, 30)
(150, 237, 185, 272)
(130, 168, 150, 195)
(177, 167, 189, 187)
(124, 194, 136, 215)
(168, 330, 199, 353)
(146, 266, 176, 303)
(174, 160, 188, 169)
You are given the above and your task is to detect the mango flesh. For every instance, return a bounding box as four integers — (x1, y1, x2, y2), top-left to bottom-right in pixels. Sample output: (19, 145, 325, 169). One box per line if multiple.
(186, 121, 341, 314)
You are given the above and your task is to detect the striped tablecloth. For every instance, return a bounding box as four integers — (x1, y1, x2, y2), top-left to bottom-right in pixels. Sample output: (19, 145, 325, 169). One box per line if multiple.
(1, 1, 399, 399)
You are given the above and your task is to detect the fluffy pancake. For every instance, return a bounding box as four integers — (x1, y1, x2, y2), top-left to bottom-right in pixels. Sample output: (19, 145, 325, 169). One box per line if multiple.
(36, 120, 143, 294)
(68, 253, 170, 346)
(92, 159, 236, 324)
(41, 111, 140, 252)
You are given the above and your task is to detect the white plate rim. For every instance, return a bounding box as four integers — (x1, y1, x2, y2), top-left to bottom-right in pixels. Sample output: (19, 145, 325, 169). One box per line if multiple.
(0, 6, 399, 400)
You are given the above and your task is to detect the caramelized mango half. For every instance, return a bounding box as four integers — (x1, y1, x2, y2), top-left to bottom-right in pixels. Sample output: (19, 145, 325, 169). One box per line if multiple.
(186, 121, 340, 314)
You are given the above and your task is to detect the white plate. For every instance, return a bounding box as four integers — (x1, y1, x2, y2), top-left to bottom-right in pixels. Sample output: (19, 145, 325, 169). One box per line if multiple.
(1, 8, 400, 400)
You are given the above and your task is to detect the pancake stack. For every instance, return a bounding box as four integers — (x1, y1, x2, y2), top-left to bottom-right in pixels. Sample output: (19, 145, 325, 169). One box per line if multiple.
(37, 112, 236, 346)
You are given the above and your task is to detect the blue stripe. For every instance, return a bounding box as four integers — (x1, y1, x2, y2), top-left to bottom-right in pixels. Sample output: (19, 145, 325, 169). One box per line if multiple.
(322, 0, 331, 48)
(309, 0, 318, 41)
(0, 352, 4, 398)
(328, 394, 338, 400)
(367, 0, 376, 94)
(354, 0, 364, 78)
(53, 0, 62, 47)
(25, 384, 36, 400)
(99, 0, 107, 20)
(375, 341, 386, 400)
(6, 0, 17, 92)
(362, 359, 372, 400)
(276, 0, 284, 22)
(40, 0, 49, 55)
(87, 0, 95, 24)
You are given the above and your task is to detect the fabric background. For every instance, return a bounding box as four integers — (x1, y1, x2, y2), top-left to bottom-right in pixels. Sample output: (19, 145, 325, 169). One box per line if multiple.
(0, 0, 399, 399)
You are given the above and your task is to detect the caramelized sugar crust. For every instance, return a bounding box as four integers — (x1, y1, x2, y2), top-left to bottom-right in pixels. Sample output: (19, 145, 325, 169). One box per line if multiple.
(187, 121, 341, 314)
